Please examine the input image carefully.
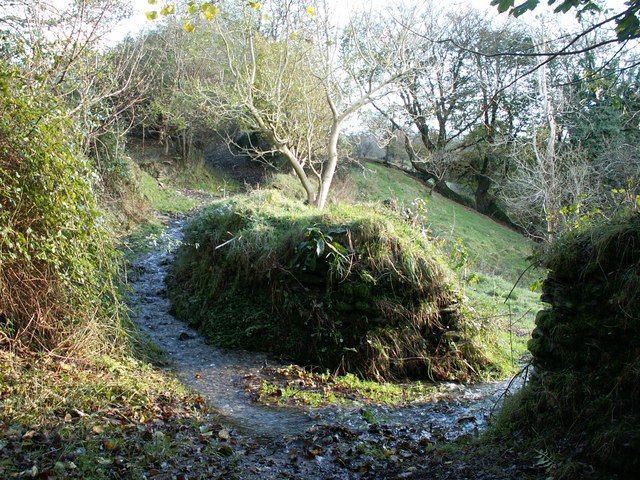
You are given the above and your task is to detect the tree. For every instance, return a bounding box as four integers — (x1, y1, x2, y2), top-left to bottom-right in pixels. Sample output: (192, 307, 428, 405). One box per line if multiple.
(492, 0, 640, 41)
(1, 0, 150, 174)
(370, 4, 531, 210)
(191, 0, 413, 208)
(190, 1, 330, 205)
(499, 22, 607, 240)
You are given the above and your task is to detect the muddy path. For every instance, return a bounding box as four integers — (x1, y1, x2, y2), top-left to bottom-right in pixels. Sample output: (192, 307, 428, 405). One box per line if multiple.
(127, 215, 528, 479)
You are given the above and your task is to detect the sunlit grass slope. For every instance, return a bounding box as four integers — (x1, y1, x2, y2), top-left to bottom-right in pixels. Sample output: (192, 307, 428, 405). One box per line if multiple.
(350, 161, 535, 283)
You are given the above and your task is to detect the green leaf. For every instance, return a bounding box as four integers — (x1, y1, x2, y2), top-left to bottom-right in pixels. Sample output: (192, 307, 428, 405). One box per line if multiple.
(147, 0, 157, 4)
(145, 11, 158, 20)
(187, 2, 198, 15)
(616, 13, 640, 40)
(513, 0, 541, 16)
(491, 0, 515, 13)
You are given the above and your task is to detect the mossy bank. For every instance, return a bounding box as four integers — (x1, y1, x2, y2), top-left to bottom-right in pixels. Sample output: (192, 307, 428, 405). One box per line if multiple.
(167, 190, 509, 381)
(496, 214, 640, 479)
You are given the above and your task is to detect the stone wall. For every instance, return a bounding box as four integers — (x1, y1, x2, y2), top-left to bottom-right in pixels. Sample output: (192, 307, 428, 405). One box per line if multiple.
(525, 216, 640, 476)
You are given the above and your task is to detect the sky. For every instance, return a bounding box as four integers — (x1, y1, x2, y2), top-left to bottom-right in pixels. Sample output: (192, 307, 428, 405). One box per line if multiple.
(104, 0, 627, 45)
(106, 0, 502, 43)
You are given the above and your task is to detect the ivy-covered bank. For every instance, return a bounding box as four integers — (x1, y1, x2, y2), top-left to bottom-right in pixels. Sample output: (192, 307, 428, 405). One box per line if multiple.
(168, 190, 509, 382)
(499, 214, 640, 478)
(0, 66, 122, 353)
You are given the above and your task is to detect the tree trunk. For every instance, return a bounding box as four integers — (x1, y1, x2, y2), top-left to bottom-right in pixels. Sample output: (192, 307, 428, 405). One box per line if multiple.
(475, 175, 492, 213)
(281, 144, 317, 205)
(316, 120, 341, 210)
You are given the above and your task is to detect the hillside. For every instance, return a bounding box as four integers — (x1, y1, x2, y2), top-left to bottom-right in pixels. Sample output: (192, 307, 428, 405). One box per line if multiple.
(4, 0, 637, 476)
(349, 160, 535, 282)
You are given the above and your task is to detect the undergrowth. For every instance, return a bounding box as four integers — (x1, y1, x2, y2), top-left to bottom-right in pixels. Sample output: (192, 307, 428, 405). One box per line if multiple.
(0, 64, 229, 479)
(0, 66, 124, 355)
(246, 364, 459, 408)
(0, 351, 236, 479)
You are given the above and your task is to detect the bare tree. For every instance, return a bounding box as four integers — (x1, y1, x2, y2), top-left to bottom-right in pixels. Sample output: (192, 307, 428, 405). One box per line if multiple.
(193, 0, 413, 208)
(1, 0, 151, 159)
(501, 26, 602, 241)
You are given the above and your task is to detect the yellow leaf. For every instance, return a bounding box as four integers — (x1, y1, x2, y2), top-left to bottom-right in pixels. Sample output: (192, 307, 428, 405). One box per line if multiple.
(92, 425, 105, 435)
(147, 0, 157, 4)
(160, 5, 175, 16)
(184, 21, 196, 32)
(248, 1, 261, 10)
(307, 6, 314, 16)
(145, 11, 158, 20)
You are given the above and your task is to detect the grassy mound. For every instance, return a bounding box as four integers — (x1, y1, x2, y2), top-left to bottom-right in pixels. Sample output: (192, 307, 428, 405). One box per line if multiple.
(168, 190, 504, 381)
(496, 214, 640, 478)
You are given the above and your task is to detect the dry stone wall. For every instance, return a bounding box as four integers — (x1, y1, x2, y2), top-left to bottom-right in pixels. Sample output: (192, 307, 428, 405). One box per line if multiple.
(526, 216, 640, 476)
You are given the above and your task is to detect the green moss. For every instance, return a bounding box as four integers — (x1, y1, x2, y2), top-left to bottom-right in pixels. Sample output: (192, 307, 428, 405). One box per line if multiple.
(496, 215, 640, 478)
(172, 156, 240, 194)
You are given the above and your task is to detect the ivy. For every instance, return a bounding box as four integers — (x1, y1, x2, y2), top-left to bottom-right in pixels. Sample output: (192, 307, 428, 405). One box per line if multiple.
(491, 0, 640, 40)
(0, 65, 122, 351)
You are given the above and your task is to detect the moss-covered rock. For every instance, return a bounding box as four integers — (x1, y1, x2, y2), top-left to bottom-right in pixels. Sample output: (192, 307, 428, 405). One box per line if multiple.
(168, 190, 500, 381)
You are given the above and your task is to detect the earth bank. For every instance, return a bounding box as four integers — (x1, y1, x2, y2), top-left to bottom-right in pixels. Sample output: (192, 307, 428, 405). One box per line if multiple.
(167, 190, 509, 383)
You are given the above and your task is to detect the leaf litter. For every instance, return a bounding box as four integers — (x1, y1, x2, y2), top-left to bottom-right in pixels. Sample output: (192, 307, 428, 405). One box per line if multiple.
(0, 216, 552, 479)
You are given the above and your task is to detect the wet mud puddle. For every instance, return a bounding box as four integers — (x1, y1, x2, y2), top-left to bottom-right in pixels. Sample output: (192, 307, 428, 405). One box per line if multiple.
(127, 216, 523, 478)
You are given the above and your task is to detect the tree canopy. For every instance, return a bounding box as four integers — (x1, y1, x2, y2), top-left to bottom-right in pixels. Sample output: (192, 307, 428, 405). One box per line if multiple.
(492, 0, 640, 40)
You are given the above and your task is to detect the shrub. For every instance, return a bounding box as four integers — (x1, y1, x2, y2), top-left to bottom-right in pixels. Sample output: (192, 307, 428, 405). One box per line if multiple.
(496, 214, 640, 478)
(0, 66, 123, 353)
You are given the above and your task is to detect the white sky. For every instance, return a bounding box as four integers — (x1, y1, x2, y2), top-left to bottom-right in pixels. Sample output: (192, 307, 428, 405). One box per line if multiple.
(105, 0, 627, 45)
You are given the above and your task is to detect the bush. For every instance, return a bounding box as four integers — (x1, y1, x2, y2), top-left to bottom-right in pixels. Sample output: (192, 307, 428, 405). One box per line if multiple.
(0, 67, 123, 353)
(168, 190, 501, 381)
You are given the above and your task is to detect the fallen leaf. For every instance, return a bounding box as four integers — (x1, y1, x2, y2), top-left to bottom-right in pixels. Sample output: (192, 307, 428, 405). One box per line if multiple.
(217, 445, 233, 456)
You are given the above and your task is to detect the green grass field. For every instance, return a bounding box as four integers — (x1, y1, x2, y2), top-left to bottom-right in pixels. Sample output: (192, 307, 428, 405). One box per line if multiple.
(350, 161, 536, 282)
